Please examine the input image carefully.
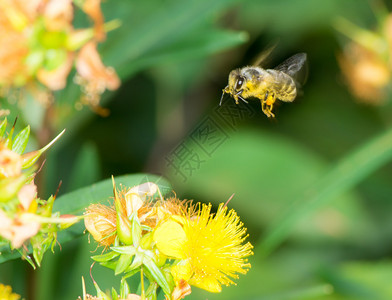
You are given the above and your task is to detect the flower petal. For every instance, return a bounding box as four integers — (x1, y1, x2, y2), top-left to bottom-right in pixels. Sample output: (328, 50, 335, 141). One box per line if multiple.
(153, 220, 187, 259)
(17, 182, 37, 211)
(37, 53, 74, 90)
(189, 276, 222, 293)
(81, 0, 105, 41)
(76, 41, 120, 92)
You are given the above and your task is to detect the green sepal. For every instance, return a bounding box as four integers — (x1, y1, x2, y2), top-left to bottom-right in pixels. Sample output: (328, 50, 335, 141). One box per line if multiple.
(91, 250, 120, 262)
(145, 279, 158, 300)
(11, 125, 30, 155)
(94, 281, 111, 300)
(22, 129, 65, 169)
(111, 287, 118, 300)
(31, 234, 52, 268)
(131, 213, 142, 247)
(116, 213, 133, 245)
(38, 195, 55, 218)
(122, 267, 141, 279)
(115, 254, 133, 275)
(143, 255, 171, 296)
(5, 119, 15, 148)
(99, 260, 118, 270)
(111, 245, 136, 255)
(140, 232, 154, 250)
(119, 277, 130, 298)
(17, 248, 36, 269)
(124, 254, 142, 273)
(0, 118, 7, 138)
(0, 175, 27, 202)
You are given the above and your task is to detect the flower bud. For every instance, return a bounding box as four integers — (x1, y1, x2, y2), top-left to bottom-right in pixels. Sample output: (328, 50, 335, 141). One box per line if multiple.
(116, 212, 133, 245)
(84, 204, 116, 246)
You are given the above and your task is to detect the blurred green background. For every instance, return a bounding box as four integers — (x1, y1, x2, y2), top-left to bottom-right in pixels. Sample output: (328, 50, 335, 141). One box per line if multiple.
(2, 0, 392, 299)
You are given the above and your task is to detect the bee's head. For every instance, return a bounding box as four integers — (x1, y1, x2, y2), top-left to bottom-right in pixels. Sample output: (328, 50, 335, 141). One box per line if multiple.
(220, 69, 249, 106)
(228, 69, 246, 93)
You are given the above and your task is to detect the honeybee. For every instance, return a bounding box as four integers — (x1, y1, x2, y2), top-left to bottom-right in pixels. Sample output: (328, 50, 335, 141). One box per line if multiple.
(220, 53, 308, 118)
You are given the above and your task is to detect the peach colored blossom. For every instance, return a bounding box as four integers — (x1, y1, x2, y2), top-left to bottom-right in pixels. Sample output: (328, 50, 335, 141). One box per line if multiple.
(76, 41, 120, 95)
(43, 0, 73, 31)
(0, 210, 41, 248)
(17, 183, 37, 211)
(37, 53, 74, 90)
(0, 147, 22, 178)
(82, 0, 105, 41)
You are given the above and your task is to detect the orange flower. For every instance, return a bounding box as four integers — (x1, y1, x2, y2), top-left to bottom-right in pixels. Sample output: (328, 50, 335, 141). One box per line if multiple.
(81, 0, 105, 41)
(17, 183, 37, 211)
(0, 182, 40, 248)
(338, 43, 390, 104)
(42, 0, 74, 31)
(76, 42, 120, 106)
(84, 204, 117, 247)
(0, 210, 41, 248)
(37, 53, 74, 90)
(0, 0, 119, 108)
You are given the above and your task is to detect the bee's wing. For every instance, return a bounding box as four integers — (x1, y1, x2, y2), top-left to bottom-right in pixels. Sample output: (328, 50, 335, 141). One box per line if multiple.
(274, 53, 308, 86)
(252, 42, 278, 67)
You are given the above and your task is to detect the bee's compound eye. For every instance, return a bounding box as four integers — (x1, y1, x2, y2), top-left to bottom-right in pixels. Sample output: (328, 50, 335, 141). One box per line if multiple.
(235, 76, 245, 90)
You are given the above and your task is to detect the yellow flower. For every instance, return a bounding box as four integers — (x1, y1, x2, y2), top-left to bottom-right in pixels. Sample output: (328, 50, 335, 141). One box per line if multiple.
(153, 203, 253, 293)
(0, 283, 21, 300)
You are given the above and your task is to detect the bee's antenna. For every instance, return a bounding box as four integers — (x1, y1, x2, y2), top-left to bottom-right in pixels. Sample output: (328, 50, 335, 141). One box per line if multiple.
(219, 90, 226, 106)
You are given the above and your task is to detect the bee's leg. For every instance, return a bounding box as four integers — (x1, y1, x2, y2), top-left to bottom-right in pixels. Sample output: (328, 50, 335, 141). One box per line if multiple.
(261, 92, 273, 118)
(261, 98, 268, 117)
(265, 92, 276, 118)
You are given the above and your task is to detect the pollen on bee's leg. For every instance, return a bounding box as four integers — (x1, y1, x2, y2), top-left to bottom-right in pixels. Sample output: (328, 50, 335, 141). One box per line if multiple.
(265, 94, 275, 106)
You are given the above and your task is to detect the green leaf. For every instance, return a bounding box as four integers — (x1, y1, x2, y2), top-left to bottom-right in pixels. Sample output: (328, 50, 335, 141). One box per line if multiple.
(11, 125, 30, 154)
(260, 125, 392, 257)
(143, 256, 171, 296)
(66, 142, 101, 191)
(0, 174, 172, 264)
(323, 261, 392, 299)
(120, 28, 248, 77)
(102, 0, 243, 76)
